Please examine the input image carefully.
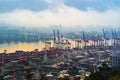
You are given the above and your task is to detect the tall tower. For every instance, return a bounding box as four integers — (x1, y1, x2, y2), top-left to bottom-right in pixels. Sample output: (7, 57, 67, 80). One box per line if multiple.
(53, 30, 56, 43)
(57, 30, 60, 41)
(103, 29, 106, 46)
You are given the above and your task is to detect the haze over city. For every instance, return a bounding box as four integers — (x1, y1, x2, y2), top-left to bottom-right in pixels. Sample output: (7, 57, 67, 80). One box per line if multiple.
(0, 0, 120, 80)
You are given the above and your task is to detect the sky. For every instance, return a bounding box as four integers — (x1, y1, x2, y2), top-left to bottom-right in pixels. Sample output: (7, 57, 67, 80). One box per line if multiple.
(0, 0, 120, 28)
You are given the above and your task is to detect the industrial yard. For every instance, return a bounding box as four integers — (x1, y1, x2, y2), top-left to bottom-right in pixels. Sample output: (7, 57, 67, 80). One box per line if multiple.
(0, 29, 120, 80)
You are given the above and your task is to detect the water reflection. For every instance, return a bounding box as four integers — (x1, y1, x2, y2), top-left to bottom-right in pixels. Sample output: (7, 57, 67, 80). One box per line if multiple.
(0, 41, 45, 53)
(0, 39, 112, 53)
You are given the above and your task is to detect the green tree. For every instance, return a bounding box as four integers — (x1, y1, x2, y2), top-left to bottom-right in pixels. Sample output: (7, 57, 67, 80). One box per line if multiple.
(40, 73, 47, 80)
(84, 72, 108, 80)
(25, 69, 33, 80)
(59, 76, 71, 80)
(63, 76, 71, 80)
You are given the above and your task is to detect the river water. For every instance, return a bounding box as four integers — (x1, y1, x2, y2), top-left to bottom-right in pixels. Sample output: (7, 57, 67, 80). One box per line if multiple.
(0, 39, 112, 53)
(0, 41, 45, 53)
(0, 39, 76, 53)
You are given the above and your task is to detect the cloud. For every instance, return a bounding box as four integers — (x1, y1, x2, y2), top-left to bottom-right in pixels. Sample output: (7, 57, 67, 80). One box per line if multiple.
(44, 0, 64, 3)
(0, 0, 120, 12)
(0, 0, 120, 29)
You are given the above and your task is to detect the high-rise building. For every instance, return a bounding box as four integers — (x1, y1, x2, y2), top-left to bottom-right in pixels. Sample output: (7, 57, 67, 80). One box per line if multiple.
(110, 53, 120, 67)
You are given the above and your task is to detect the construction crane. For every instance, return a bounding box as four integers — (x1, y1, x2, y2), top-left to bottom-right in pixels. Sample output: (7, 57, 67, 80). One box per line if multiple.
(53, 29, 66, 49)
(111, 29, 115, 46)
(53, 30, 56, 43)
(113, 29, 120, 47)
(97, 34, 100, 46)
(82, 31, 88, 48)
(103, 29, 107, 46)
(75, 35, 82, 49)
(92, 35, 96, 46)
(57, 30, 60, 41)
